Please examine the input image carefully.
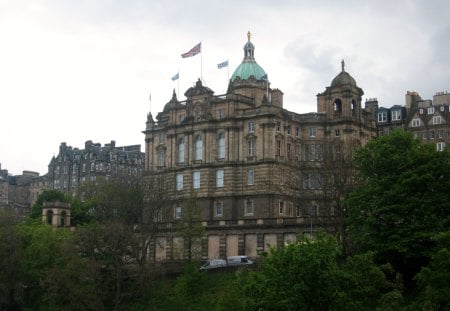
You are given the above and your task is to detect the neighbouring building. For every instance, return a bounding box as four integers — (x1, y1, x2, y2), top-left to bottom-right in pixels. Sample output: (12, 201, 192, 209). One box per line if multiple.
(48, 140, 144, 196)
(376, 91, 450, 151)
(142, 32, 377, 262)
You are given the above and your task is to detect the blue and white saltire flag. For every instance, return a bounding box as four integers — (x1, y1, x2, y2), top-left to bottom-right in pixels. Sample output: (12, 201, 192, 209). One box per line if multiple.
(171, 73, 179, 81)
(217, 60, 229, 69)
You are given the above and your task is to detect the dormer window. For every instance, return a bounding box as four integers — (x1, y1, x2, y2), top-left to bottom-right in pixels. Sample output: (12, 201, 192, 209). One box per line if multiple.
(428, 107, 435, 114)
(377, 111, 387, 122)
(412, 118, 421, 127)
(391, 110, 401, 121)
(432, 116, 442, 125)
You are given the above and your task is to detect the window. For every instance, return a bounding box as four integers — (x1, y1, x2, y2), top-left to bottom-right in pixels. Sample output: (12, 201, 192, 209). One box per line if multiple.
(431, 131, 435, 139)
(296, 206, 301, 217)
(248, 121, 255, 133)
(216, 169, 224, 188)
(309, 144, 316, 161)
(90, 162, 95, 172)
(214, 201, 223, 217)
(179, 113, 186, 123)
(428, 107, 435, 114)
(176, 173, 183, 191)
(195, 135, 203, 161)
(247, 169, 254, 185)
(419, 108, 424, 114)
(218, 109, 225, 119)
(280, 169, 284, 185)
(276, 122, 281, 132)
(295, 127, 300, 137)
(412, 118, 421, 127)
(309, 127, 316, 138)
(437, 142, 445, 151)
(193, 171, 201, 189)
(277, 140, 282, 156)
(303, 173, 322, 189)
(287, 126, 291, 135)
(248, 139, 255, 157)
(279, 200, 284, 215)
(178, 138, 185, 163)
(296, 144, 301, 161)
(335, 129, 340, 137)
(440, 106, 445, 112)
(333, 99, 342, 112)
(377, 111, 387, 122)
(287, 143, 291, 159)
(438, 130, 444, 138)
(245, 198, 254, 216)
(175, 206, 182, 219)
(391, 110, 401, 121)
(218, 133, 225, 159)
(433, 116, 442, 125)
(158, 149, 165, 167)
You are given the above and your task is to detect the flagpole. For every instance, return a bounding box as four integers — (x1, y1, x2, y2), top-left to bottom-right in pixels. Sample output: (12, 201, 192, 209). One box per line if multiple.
(200, 42, 203, 80)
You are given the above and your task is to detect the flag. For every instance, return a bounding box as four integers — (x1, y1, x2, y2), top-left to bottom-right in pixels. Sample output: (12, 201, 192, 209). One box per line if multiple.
(261, 74, 268, 81)
(217, 60, 228, 69)
(181, 42, 201, 58)
(171, 73, 179, 81)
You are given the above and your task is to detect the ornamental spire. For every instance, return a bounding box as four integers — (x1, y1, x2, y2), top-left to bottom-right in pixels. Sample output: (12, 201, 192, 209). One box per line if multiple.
(341, 59, 345, 72)
(247, 30, 251, 42)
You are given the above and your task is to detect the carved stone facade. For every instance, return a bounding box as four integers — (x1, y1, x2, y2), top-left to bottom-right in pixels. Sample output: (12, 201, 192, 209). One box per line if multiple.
(48, 140, 144, 196)
(143, 34, 377, 261)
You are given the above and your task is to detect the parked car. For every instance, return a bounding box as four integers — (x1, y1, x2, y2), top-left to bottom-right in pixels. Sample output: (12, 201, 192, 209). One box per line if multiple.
(200, 259, 227, 270)
(226, 256, 254, 266)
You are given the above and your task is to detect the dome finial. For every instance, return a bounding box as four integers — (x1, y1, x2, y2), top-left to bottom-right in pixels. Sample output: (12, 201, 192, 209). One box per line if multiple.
(247, 30, 251, 42)
(341, 59, 345, 72)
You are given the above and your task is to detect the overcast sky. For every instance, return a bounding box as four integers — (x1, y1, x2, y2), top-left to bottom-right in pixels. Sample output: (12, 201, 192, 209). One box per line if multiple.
(1, 0, 449, 176)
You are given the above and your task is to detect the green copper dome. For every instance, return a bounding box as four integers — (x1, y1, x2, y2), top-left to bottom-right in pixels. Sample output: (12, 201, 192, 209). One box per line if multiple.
(231, 31, 267, 81)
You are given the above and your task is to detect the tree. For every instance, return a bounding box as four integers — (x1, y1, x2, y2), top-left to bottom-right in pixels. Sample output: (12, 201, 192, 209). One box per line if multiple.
(176, 191, 204, 262)
(227, 233, 399, 311)
(346, 130, 450, 286)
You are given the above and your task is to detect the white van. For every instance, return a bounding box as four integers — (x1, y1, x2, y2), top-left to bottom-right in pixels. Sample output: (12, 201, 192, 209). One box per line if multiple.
(200, 259, 227, 270)
(226, 256, 254, 266)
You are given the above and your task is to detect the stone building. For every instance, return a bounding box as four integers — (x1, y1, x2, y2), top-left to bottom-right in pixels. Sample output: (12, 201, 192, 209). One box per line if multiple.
(376, 91, 450, 151)
(143, 33, 377, 261)
(48, 140, 144, 196)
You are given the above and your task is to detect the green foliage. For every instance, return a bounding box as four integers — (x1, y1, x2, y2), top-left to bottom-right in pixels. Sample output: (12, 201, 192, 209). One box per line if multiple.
(29, 189, 67, 219)
(346, 130, 450, 283)
(415, 231, 450, 310)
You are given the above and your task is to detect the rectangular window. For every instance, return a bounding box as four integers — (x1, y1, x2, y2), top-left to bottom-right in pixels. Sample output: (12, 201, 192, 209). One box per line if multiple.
(377, 112, 387, 122)
(176, 173, 183, 191)
(245, 198, 254, 216)
(412, 118, 421, 127)
(248, 139, 255, 157)
(335, 129, 340, 137)
(428, 107, 435, 114)
(279, 200, 284, 215)
(218, 109, 225, 119)
(216, 169, 224, 188)
(296, 127, 300, 137)
(248, 121, 255, 133)
(179, 113, 186, 123)
(287, 126, 291, 135)
(247, 169, 254, 185)
(391, 110, 401, 121)
(280, 169, 284, 185)
(309, 144, 316, 161)
(432, 116, 442, 124)
(276, 122, 281, 132)
(431, 131, 435, 139)
(175, 206, 182, 219)
(438, 130, 444, 138)
(193, 171, 201, 189)
(214, 201, 223, 217)
(287, 143, 291, 159)
(158, 150, 165, 167)
(437, 142, 445, 151)
(277, 140, 282, 156)
(309, 127, 316, 138)
(296, 206, 301, 217)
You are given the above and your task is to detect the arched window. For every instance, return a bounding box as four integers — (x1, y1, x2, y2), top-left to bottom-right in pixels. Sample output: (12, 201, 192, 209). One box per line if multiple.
(333, 99, 342, 112)
(195, 135, 203, 161)
(46, 210, 53, 225)
(178, 138, 185, 163)
(351, 99, 356, 112)
(218, 133, 225, 159)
